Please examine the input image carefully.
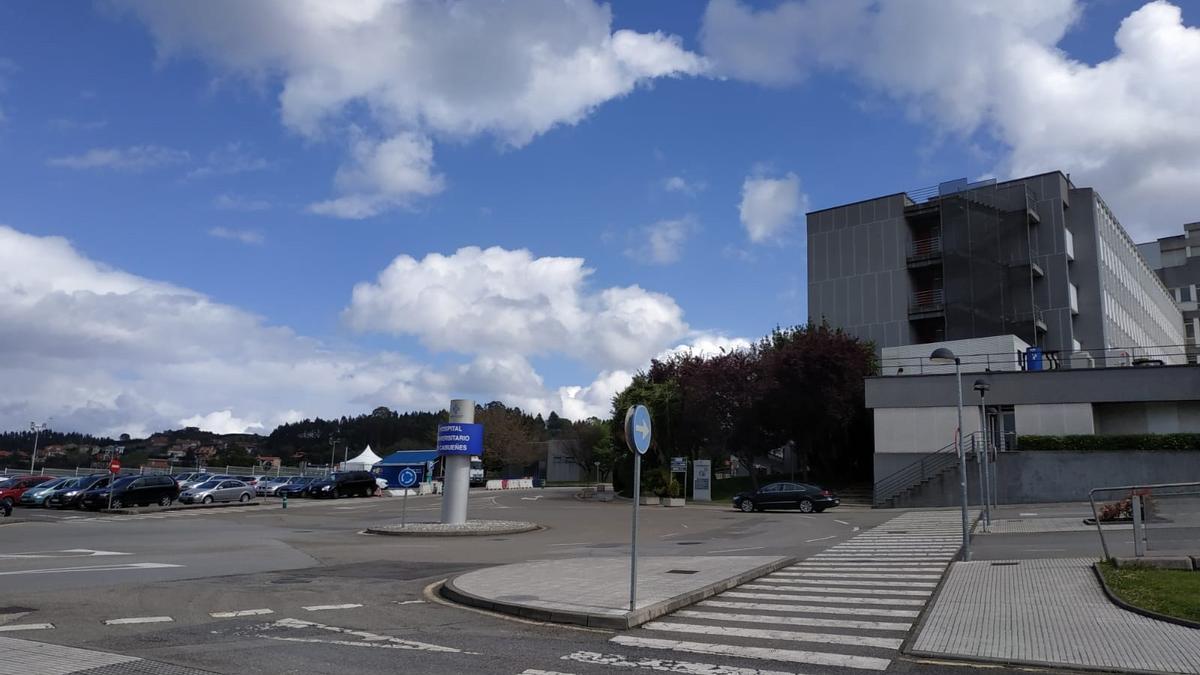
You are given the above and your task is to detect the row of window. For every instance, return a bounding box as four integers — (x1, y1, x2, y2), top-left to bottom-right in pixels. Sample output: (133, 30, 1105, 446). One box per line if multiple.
(1103, 290, 1156, 351)
(1096, 198, 1184, 346)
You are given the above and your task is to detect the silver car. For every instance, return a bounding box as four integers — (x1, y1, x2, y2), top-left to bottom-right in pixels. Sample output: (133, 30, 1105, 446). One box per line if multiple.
(19, 477, 73, 507)
(179, 479, 254, 505)
(255, 477, 290, 496)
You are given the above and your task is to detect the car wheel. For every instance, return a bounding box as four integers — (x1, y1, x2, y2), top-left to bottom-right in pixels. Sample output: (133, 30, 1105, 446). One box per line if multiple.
(798, 499, 814, 513)
(202, 495, 214, 504)
(739, 499, 756, 513)
(239, 493, 250, 503)
(158, 495, 171, 507)
(1, 497, 12, 508)
(110, 498, 123, 509)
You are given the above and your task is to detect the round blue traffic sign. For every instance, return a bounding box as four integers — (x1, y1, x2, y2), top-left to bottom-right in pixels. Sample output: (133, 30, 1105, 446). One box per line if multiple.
(397, 467, 419, 488)
(624, 404, 652, 455)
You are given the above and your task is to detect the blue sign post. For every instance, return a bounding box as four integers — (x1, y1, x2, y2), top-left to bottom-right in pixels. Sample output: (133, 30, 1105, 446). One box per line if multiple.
(624, 404, 652, 612)
(398, 467, 418, 527)
(436, 423, 484, 456)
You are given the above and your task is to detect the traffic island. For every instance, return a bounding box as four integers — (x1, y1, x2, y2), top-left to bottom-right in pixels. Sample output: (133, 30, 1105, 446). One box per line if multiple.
(365, 519, 540, 537)
(441, 555, 793, 629)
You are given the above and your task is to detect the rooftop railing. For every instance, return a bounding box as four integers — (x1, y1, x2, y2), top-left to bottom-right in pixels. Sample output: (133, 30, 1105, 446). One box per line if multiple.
(880, 342, 1195, 376)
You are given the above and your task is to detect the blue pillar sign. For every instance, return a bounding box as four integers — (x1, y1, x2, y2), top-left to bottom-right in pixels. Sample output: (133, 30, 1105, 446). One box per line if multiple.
(437, 423, 483, 456)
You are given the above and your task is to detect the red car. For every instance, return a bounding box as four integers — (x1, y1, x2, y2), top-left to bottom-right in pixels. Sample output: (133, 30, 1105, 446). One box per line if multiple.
(0, 475, 55, 508)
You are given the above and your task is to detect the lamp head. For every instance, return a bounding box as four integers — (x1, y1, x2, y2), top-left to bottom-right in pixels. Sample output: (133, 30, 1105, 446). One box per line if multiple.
(973, 379, 991, 393)
(929, 347, 958, 364)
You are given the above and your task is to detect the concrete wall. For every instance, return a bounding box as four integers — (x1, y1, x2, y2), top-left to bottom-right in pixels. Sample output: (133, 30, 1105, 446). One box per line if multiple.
(881, 450, 1200, 507)
(881, 335, 1031, 376)
(1014, 403, 1095, 436)
(873, 407, 983, 454)
(545, 440, 587, 482)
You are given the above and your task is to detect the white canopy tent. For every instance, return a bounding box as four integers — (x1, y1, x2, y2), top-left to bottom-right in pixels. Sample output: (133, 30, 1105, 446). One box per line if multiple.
(340, 445, 383, 472)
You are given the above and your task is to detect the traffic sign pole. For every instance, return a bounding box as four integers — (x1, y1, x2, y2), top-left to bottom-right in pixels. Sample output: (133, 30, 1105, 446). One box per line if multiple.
(624, 404, 652, 614)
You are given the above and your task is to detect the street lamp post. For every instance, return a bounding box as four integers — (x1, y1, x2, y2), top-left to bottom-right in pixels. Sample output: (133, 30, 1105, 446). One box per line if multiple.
(29, 421, 48, 474)
(594, 460, 601, 485)
(930, 348, 970, 561)
(974, 380, 993, 529)
(328, 437, 338, 475)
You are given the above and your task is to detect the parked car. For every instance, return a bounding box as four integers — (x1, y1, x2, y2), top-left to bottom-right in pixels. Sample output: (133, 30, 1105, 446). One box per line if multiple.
(179, 473, 215, 490)
(46, 474, 110, 509)
(0, 475, 54, 508)
(306, 471, 378, 499)
(179, 479, 254, 504)
(172, 472, 200, 484)
(732, 482, 840, 513)
(255, 476, 290, 496)
(18, 477, 72, 507)
(275, 476, 316, 498)
(80, 474, 179, 510)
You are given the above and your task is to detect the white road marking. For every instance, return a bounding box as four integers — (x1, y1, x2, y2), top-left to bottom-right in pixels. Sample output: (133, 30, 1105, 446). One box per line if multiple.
(104, 616, 173, 625)
(547, 543, 591, 547)
(784, 569, 946, 577)
(834, 520, 849, 525)
(302, 603, 363, 612)
(707, 546, 765, 554)
(804, 535, 835, 543)
(396, 600, 426, 605)
(521, 670, 573, 675)
(0, 549, 130, 559)
(700, 599, 919, 618)
(210, 609, 274, 618)
(852, 526, 860, 532)
(267, 617, 462, 652)
(722, 591, 924, 606)
(645, 621, 904, 650)
(763, 576, 937, 588)
(521, 496, 543, 501)
(610, 635, 891, 671)
(563, 651, 793, 675)
(674, 609, 911, 631)
(1019, 512, 1039, 516)
(741, 583, 931, 597)
(792, 561, 945, 568)
(660, 533, 684, 539)
(0, 562, 182, 576)
(0, 623, 55, 632)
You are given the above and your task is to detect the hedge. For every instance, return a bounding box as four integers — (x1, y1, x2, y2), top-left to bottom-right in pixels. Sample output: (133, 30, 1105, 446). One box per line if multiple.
(1018, 434, 1200, 451)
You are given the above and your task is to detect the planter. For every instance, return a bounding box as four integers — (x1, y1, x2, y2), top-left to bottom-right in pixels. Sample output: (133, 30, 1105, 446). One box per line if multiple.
(639, 495, 660, 506)
(662, 497, 686, 507)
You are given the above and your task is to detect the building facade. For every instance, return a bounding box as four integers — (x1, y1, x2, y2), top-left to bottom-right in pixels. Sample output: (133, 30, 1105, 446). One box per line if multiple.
(807, 171, 1184, 364)
(1138, 222, 1200, 363)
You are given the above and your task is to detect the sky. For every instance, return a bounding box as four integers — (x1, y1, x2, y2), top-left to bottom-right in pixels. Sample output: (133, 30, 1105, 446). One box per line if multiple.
(0, 0, 1197, 437)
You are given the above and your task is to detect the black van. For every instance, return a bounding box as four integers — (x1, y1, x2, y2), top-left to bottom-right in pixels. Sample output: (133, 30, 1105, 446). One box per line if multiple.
(306, 471, 377, 499)
(80, 474, 179, 510)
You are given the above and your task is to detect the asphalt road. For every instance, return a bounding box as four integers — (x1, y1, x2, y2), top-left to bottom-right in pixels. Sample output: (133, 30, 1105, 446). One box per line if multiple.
(0, 490, 1072, 675)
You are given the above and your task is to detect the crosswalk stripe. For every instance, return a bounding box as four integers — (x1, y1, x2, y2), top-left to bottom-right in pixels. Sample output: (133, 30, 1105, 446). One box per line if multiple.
(777, 571, 943, 580)
(674, 610, 911, 632)
(740, 584, 931, 597)
(792, 562, 945, 569)
(722, 591, 924, 606)
(699, 600, 920, 618)
(760, 577, 937, 588)
(811, 556, 954, 561)
(644, 621, 904, 650)
(610, 635, 891, 671)
(562, 650, 795, 675)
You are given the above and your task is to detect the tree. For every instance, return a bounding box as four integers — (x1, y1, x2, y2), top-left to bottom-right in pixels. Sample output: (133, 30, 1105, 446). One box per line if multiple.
(475, 402, 541, 473)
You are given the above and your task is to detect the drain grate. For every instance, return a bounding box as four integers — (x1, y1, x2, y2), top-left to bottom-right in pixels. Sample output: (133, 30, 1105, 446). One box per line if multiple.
(991, 562, 1020, 566)
(675, 541, 703, 545)
(666, 569, 699, 575)
(886, 531, 908, 534)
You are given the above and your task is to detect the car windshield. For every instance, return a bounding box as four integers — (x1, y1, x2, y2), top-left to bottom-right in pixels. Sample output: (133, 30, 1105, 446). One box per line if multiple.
(38, 478, 67, 490)
(195, 481, 222, 490)
(289, 477, 313, 484)
(110, 476, 137, 489)
(57, 479, 81, 490)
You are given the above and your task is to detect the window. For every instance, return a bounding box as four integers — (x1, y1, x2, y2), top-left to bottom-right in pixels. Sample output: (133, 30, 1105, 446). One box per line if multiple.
(1182, 286, 1194, 303)
(760, 484, 783, 493)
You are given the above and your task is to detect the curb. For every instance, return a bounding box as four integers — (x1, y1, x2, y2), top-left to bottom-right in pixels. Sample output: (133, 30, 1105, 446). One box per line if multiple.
(365, 522, 542, 537)
(101, 501, 263, 515)
(1092, 562, 1200, 630)
(440, 555, 797, 630)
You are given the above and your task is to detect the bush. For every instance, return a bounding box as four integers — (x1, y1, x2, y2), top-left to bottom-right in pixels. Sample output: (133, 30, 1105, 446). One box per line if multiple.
(1018, 434, 1200, 452)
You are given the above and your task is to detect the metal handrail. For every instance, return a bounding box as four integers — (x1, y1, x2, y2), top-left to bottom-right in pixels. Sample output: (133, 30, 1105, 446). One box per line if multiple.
(873, 432, 982, 507)
(910, 288, 945, 309)
(1088, 481, 1200, 560)
(907, 236, 942, 259)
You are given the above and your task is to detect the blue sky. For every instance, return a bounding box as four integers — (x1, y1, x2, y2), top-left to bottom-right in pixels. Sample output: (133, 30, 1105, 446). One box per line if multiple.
(1, 1, 1196, 436)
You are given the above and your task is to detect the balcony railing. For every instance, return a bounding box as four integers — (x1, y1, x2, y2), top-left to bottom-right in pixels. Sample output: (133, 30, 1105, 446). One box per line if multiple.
(909, 288, 945, 314)
(907, 236, 943, 262)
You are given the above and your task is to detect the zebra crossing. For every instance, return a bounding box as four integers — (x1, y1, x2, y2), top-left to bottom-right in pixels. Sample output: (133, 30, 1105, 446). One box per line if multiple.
(556, 511, 969, 674)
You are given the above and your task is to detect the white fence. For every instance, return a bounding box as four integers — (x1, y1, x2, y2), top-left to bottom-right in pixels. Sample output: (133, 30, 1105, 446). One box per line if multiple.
(485, 478, 535, 490)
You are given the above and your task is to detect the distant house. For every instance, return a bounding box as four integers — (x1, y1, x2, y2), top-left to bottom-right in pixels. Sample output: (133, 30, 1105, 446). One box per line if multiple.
(195, 446, 217, 459)
(258, 456, 282, 469)
(146, 458, 170, 469)
(40, 444, 67, 457)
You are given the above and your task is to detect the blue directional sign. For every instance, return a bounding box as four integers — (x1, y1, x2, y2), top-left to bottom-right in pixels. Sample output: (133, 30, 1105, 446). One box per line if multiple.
(624, 405, 652, 455)
(436, 423, 484, 456)
(397, 467, 419, 488)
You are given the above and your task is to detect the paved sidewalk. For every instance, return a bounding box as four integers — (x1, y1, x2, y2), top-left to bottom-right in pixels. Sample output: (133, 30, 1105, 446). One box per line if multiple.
(982, 516, 1131, 534)
(0, 635, 214, 675)
(911, 557, 1200, 674)
(444, 555, 791, 628)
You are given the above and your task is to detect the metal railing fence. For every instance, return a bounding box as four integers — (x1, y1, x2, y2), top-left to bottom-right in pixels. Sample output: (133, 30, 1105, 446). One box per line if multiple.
(1089, 481, 1200, 561)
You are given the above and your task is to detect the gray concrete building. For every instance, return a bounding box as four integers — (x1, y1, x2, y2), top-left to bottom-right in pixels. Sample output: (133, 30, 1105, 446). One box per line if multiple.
(1138, 221, 1200, 363)
(807, 171, 1184, 364)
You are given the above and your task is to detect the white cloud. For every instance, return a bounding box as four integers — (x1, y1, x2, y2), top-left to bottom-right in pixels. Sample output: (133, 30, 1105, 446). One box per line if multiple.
(308, 132, 445, 218)
(627, 217, 695, 265)
(114, 0, 708, 217)
(213, 194, 271, 212)
(739, 172, 807, 243)
(663, 175, 706, 196)
(344, 245, 688, 370)
(188, 141, 271, 178)
(180, 409, 264, 434)
(703, 0, 1200, 239)
(208, 226, 264, 245)
(46, 145, 190, 171)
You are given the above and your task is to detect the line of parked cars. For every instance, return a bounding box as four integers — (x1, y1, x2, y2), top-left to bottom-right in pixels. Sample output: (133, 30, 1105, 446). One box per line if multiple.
(252, 471, 379, 499)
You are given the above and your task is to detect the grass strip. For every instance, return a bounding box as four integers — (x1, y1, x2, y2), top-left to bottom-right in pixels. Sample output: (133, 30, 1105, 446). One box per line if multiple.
(1097, 560, 1200, 623)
